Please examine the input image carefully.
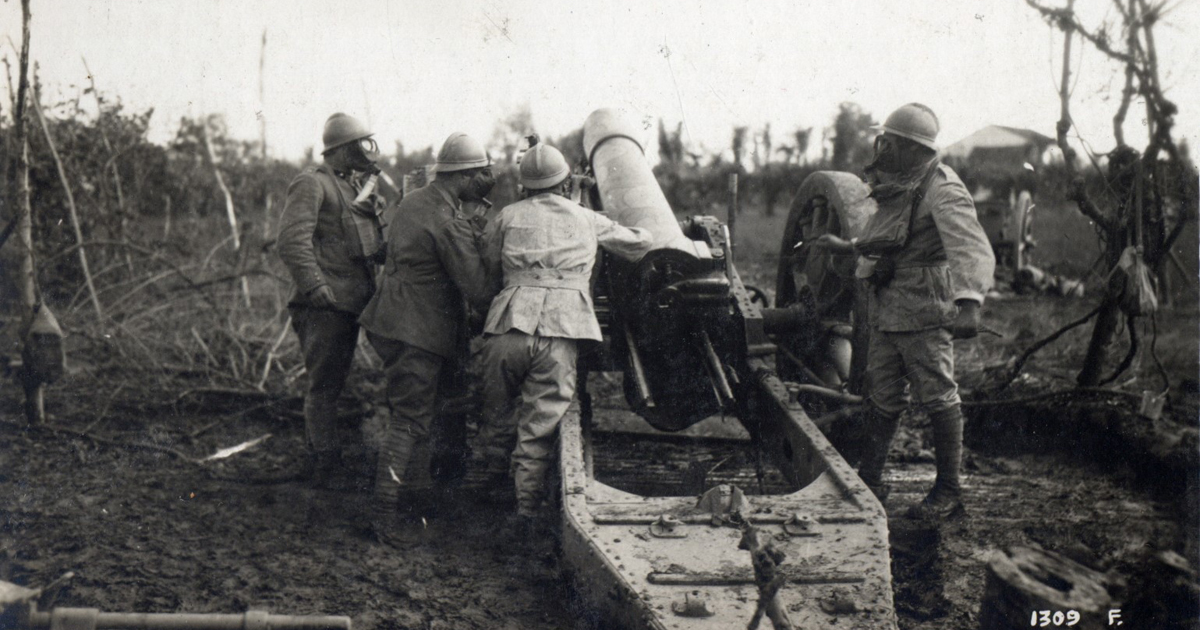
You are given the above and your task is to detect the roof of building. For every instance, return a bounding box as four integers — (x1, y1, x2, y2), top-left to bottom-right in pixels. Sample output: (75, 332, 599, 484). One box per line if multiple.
(943, 125, 1056, 158)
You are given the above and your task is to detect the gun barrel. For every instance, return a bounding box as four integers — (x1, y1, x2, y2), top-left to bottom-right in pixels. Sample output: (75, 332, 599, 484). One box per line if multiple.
(582, 108, 698, 254)
(26, 608, 352, 630)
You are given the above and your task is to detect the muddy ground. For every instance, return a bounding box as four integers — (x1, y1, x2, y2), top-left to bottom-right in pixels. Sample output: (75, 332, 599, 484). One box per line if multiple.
(2, 298, 1198, 629)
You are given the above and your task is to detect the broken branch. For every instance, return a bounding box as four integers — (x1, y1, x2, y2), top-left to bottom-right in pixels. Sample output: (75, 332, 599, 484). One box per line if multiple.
(31, 83, 104, 320)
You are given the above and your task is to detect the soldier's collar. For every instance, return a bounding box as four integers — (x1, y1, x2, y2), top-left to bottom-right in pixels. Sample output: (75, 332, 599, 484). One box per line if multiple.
(430, 179, 462, 211)
(318, 163, 354, 181)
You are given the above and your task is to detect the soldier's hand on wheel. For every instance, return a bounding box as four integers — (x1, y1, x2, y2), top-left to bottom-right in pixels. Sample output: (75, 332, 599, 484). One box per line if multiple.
(948, 300, 980, 339)
(308, 285, 338, 309)
(812, 234, 853, 252)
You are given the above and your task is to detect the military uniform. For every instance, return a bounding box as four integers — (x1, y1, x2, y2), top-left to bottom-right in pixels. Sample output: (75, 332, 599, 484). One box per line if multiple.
(277, 165, 377, 456)
(852, 159, 995, 517)
(359, 179, 492, 515)
(476, 192, 652, 516)
(863, 164, 995, 415)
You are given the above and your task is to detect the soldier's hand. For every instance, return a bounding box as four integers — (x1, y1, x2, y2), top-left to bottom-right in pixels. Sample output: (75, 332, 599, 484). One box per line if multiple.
(308, 285, 338, 309)
(352, 198, 380, 216)
(948, 300, 980, 339)
(812, 234, 853, 253)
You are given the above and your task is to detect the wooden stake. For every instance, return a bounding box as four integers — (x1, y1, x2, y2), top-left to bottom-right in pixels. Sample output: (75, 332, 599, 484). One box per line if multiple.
(200, 116, 251, 307)
(32, 84, 104, 319)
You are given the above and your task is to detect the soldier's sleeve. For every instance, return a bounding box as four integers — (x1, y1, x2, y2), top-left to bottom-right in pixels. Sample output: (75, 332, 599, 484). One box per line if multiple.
(592, 213, 655, 262)
(480, 209, 506, 299)
(435, 216, 496, 311)
(276, 173, 327, 296)
(930, 181, 996, 304)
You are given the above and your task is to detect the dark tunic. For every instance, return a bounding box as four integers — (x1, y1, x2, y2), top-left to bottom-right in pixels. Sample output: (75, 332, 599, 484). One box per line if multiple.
(359, 180, 492, 359)
(277, 166, 376, 314)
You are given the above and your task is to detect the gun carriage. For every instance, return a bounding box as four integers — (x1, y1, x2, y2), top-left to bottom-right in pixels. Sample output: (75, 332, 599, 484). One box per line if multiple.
(557, 109, 896, 629)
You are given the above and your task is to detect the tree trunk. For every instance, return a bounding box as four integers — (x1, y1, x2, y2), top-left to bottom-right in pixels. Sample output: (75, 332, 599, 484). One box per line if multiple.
(12, 0, 42, 424)
(1076, 292, 1123, 387)
(258, 29, 268, 159)
(979, 546, 1111, 630)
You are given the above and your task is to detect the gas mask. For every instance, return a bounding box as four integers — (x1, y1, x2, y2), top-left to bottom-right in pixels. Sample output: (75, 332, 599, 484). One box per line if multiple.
(460, 167, 496, 202)
(345, 137, 380, 173)
(868, 134, 901, 174)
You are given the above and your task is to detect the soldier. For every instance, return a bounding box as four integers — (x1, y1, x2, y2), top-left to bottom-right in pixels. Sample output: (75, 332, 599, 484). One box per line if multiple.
(816, 103, 995, 519)
(277, 113, 383, 489)
(475, 143, 653, 525)
(358, 132, 495, 543)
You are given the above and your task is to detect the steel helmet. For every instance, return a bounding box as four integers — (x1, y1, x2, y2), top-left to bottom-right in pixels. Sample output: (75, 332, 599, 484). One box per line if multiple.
(520, 143, 570, 190)
(877, 103, 940, 151)
(435, 132, 492, 172)
(322, 113, 373, 154)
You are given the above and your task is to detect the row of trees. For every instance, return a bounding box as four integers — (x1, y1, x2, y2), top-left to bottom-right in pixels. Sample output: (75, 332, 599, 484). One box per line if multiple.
(1, 91, 877, 306)
(5, 79, 1191, 312)
(381, 101, 880, 217)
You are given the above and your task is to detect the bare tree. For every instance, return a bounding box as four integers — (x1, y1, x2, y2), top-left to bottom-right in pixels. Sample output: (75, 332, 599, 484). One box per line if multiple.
(830, 103, 875, 172)
(32, 82, 103, 319)
(1026, 0, 1196, 387)
(489, 103, 536, 165)
(9, 0, 43, 423)
(258, 29, 268, 160)
(793, 127, 812, 166)
(200, 115, 251, 307)
(80, 57, 140, 276)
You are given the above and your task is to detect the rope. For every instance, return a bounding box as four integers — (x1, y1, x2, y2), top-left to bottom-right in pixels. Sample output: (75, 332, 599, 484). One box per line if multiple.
(964, 386, 1142, 409)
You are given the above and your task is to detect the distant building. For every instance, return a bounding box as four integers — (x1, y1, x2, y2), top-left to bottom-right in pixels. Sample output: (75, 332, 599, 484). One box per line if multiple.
(944, 126, 1057, 271)
(943, 125, 1057, 177)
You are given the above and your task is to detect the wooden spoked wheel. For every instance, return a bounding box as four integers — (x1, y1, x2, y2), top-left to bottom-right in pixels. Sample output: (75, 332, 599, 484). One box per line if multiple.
(774, 172, 877, 398)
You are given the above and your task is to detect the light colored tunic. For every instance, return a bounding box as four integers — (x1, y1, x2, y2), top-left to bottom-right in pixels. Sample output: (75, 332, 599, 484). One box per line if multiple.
(870, 164, 996, 333)
(481, 193, 653, 340)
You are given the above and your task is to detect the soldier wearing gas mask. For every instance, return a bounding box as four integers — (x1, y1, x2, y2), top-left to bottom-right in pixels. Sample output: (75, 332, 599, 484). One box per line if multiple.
(816, 103, 994, 519)
(358, 132, 496, 544)
(278, 113, 385, 489)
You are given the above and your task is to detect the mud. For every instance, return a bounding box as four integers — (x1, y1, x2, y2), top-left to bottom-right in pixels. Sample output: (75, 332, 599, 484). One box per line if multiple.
(883, 408, 1197, 629)
(0, 392, 575, 630)
(2, 379, 1196, 629)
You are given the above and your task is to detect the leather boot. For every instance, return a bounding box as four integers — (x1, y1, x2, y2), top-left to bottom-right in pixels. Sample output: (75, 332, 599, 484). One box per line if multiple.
(373, 427, 416, 538)
(856, 407, 900, 503)
(403, 436, 436, 496)
(905, 406, 965, 520)
(514, 458, 550, 519)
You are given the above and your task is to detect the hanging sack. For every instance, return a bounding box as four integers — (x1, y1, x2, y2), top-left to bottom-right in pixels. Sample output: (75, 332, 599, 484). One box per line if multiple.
(21, 304, 65, 387)
(1112, 246, 1158, 316)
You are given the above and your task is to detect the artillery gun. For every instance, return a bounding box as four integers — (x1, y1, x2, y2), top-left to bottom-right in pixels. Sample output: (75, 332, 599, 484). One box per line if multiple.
(557, 109, 894, 629)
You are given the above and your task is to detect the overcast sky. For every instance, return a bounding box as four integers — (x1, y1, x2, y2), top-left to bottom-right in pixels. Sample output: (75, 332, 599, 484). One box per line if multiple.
(3, 0, 1197, 163)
